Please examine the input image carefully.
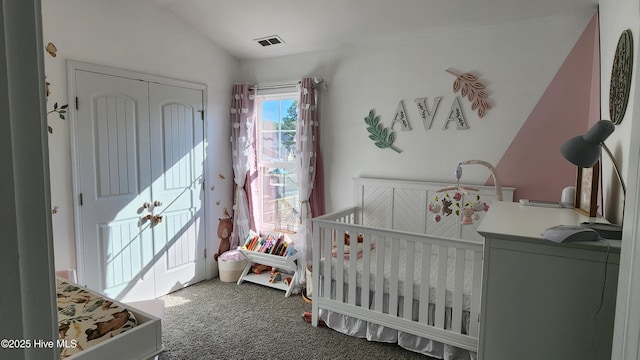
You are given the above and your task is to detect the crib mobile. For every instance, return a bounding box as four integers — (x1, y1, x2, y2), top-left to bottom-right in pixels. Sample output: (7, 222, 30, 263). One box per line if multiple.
(428, 160, 501, 225)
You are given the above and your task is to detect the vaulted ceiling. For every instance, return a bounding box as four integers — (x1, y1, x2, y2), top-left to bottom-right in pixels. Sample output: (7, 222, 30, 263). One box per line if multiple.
(147, 0, 598, 60)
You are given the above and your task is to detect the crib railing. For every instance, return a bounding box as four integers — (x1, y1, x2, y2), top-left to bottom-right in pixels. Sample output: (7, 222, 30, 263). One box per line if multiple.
(311, 206, 483, 352)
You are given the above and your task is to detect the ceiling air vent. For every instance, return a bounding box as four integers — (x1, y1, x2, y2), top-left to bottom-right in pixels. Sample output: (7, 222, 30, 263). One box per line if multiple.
(254, 35, 285, 47)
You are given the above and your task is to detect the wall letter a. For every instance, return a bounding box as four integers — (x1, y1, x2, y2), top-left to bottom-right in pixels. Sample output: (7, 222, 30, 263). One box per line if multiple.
(443, 97, 469, 130)
(391, 100, 411, 131)
(414, 97, 442, 130)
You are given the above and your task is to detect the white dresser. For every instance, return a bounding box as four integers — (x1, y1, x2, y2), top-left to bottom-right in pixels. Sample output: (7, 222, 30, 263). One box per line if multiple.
(477, 202, 620, 360)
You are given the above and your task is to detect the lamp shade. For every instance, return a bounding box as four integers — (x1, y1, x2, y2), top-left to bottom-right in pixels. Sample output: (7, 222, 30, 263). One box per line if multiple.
(560, 120, 615, 168)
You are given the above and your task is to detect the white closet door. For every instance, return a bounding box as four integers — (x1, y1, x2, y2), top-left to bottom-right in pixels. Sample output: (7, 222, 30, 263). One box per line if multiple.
(74, 68, 206, 302)
(149, 83, 205, 296)
(75, 70, 155, 301)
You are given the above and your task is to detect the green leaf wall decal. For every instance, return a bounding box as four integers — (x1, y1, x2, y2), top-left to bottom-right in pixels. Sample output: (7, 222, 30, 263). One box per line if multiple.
(364, 109, 402, 153)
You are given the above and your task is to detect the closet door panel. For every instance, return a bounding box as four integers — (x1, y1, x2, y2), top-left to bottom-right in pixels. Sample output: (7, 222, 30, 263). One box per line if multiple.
(75, 70, 154, 302)
(95, 94, 138, 197)
(149, 83, 205, 296)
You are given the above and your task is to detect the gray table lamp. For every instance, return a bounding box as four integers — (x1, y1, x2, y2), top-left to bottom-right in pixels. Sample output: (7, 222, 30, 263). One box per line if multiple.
(560, 120, 625, 239)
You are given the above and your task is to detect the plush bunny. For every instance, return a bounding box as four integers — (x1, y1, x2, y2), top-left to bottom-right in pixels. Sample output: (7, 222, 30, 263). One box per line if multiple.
(428, 202, 442, 213)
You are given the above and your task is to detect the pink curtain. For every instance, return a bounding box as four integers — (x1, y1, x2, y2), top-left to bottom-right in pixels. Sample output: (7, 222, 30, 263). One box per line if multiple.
(230, 84, 256, 248)
(310, 117, 325, 217)
(309, 86, 326, 218)
(245, 152, 259, 233)
(295, 77, 323, 283)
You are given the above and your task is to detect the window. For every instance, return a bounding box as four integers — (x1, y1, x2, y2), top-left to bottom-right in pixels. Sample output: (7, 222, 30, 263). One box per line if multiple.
(256, 92, 299, 232)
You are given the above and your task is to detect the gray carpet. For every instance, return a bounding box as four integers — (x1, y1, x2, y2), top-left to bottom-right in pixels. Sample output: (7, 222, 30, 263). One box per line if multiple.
(157, 278, 436, 359)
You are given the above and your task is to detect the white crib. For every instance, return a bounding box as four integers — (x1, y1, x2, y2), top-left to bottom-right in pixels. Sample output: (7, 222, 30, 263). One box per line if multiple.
(311, 177, 514, 359)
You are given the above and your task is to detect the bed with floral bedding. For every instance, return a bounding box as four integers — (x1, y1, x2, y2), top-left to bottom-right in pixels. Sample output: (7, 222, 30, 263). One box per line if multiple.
(56, 277, 163, 360)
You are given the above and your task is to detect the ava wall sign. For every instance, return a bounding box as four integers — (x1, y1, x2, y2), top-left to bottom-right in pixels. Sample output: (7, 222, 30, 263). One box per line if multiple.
(364, 68, 492, 152)
(609, 29, 633, 125)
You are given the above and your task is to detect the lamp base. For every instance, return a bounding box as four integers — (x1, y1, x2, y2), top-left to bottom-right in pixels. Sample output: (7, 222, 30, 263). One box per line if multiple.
(580, 222, 622, 240)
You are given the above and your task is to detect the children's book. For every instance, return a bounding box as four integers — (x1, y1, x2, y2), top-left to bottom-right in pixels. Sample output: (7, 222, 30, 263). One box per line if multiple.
(270, 235, 284, 254)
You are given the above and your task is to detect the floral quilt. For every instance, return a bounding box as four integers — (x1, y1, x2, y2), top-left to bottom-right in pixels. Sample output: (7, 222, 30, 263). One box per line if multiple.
(56, 277, 137, 358)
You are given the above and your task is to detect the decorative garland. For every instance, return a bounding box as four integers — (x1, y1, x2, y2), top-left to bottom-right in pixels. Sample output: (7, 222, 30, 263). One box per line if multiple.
(364, 109, 402, 153)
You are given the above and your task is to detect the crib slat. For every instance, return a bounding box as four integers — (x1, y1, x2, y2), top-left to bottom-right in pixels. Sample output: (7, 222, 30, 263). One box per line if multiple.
(336, 232, 345, 302)
(403, 240, 415, 320)
(362, 234, 371, 310)
(348, 234, 357, 306)
(469, 249, 483, 337)
(419, 243, 431, 324)
(323, 229, 332, 301)
(451, 248, 465, 333)
(435, 245, 448, 329)
(389, 238, 399, 316)
(312, 225, 321, 326)
(374, 237, 385, 312)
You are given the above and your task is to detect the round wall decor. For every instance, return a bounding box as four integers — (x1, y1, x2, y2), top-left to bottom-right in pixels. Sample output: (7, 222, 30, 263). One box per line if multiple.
(609, 29, 633, 125)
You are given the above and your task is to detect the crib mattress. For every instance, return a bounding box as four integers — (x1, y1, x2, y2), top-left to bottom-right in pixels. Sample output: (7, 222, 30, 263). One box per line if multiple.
(320, 243, 475, 310)
(56, 277, 138, 358)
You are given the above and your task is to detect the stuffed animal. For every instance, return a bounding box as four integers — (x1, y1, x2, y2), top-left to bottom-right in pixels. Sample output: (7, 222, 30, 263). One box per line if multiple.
(428, 202, 441, 213)
(268, 271, 282, 283)
(344, 232, 364, 246)
(461, 207, 475, 225)
(214, 208, 233, 261)
(442, 199, 453, 216)
(251, 264, 271, 274)
(473, 201, 489, 212)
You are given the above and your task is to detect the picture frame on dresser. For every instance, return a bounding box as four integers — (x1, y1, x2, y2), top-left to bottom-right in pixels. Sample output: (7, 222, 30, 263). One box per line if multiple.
(575, 161, 599, 217)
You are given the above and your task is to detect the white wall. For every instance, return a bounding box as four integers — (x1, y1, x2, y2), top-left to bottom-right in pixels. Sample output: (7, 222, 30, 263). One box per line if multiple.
(599, 0, 640, 358)
(41, 0, 239, 278)
(239, 11, 595, 212)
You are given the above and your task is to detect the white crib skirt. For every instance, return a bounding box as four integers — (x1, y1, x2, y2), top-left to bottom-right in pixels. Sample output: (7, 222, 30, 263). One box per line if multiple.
(318, 281, 477, 360)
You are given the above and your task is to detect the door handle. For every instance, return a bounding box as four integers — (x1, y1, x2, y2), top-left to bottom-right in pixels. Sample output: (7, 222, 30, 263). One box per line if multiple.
(140, 214, 162, 226)
(139, 214, 153, 226)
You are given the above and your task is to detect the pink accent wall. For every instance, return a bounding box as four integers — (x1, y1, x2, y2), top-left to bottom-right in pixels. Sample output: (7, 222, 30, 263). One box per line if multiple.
(488, 12, 600, 202)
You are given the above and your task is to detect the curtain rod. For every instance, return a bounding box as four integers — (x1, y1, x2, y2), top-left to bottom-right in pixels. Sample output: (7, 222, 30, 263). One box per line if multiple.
(249, 82, 300, 91)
